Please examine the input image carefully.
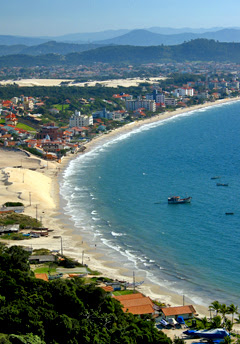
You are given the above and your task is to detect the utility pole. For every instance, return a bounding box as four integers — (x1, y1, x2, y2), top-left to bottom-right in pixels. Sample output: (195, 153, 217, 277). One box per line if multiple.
(82, 250, 84, 265)
(29, 192, 31, 206)
(35, 205, 38, 221)
(133, 271, 135, 292)
(183, 295, 185, 306)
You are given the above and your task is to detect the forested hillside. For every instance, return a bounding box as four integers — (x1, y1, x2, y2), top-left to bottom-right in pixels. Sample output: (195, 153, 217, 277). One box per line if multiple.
(0, 39, 240, 67)
(0, 244, 172, 343)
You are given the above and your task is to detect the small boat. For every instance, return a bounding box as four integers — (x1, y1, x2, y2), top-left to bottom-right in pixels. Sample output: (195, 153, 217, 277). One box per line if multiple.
(168, 196, 192, 204)
(211, 176, 220, 179)
(225, 212, 234, 215)
(216, 183, 228, 186)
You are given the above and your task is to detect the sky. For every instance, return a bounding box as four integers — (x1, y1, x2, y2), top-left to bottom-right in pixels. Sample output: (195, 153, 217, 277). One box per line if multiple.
(1, 0, 240, 37)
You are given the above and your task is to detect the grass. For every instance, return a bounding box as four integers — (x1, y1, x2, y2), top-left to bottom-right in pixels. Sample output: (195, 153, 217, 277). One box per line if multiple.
(33, 265, 57, 274)
(113, 290, 135, 296)
(53, 104, 69, 111)
(16, 123, 36, 132)
(87, 268, 101, 275)
(0, 213, 42, 229)
(0, 233, 31, 240)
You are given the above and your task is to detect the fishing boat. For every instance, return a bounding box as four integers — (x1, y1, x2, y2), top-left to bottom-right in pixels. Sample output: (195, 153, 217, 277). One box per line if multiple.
(211, 176, 220, 179)
(168, 196, 192, 204)
(216, 183, 228, 186)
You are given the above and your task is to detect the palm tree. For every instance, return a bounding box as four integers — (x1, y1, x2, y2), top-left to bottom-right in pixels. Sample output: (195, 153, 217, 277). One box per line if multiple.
(234, 314, 240, 324)
(228, 304, 238, 324)
(220, 304, 229, 323)
(210, 301, 221, 316)
(201, 316, 208, 329)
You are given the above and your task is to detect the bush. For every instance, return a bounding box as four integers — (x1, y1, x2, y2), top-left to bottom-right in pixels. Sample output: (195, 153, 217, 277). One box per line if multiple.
(3, 202, 24, 207)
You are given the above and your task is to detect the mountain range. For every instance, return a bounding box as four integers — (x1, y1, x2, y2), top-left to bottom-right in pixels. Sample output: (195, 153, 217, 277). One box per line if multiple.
(1, 28, 240, 58)
(1, 39, 240, 67)
(1, 27, 240, 47)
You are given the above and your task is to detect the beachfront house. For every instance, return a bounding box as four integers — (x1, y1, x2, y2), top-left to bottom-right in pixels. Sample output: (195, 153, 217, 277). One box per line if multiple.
(161, 305, 196, 320)
(113, 293, 156, 317)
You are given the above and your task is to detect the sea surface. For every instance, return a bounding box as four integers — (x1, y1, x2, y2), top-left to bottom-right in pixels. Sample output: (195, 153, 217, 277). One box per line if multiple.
(61, 100, 240, 307)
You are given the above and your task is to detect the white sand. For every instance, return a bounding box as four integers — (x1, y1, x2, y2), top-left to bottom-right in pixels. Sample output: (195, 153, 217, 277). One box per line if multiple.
(1, 97, 240, 320)
(0, 77, 164, 88)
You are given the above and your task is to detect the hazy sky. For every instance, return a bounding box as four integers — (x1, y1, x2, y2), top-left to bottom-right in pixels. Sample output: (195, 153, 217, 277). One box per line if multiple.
(1, 0, 239, 36)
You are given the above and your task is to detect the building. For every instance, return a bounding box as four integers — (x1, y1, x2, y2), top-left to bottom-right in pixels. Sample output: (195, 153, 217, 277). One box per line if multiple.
(69, 110, 93, 127)
(161, 305, 196, 320)
(173, 88, 194, 97)
(37, 123, 63, 141)
(5, 113, 18, 126)
(125, 100, 156, 112)
(165, 98, 177, 107)
(92, 108, 113, 120)
(146, 90, 165, 104)
(113, 293, 155, 316)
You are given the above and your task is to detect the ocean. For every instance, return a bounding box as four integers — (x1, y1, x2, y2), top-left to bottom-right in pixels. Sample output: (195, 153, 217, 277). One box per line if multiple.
(61, 100, 240, 307)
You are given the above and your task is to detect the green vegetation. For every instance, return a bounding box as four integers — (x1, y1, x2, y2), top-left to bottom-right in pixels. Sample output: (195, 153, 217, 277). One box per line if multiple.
(3, 202, 24, 207)
(0, 212, 41, 229)
(1, 39, 240, 66)
(0, 232, 31, 241)
(0, 244, 172, 343)
(53, 104, 69, 111)
(113, 290, 135, 296)
(33, 264, 57, 274)
(16, 123, 36, 131)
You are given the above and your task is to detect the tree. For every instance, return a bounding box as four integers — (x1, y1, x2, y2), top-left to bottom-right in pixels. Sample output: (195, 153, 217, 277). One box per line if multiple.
(210, 301, 221, 316)
(201, 316, 208, 329)
(225, 319, 233, 332)
(211, 316, 222, 329)
(220, 304, 229, 323)
(228, 304, 238, 324)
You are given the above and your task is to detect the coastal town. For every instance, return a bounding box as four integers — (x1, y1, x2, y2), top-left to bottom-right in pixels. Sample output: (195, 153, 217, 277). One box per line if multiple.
(1, 68, 240, 342)
(1, 67, 240, 157)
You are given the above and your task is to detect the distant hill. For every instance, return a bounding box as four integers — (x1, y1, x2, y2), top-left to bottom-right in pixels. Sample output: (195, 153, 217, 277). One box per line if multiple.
(53, 29, 130, 43)
(0, 35, 48, 46)
(1, 39, 240, 67)
(95, 28, 240, 46)
(0, 41, 107, 56)
(148, 27, 225, 35)
(1, 27, 240, 47)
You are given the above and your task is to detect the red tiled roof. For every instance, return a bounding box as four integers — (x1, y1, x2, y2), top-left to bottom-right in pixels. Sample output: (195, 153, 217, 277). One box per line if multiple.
(161, 305, 196, 317)
(123, 304, 154, 315)
(35, 273, 48, 281)
(102, 286, 114, 292)
(113, 293, 154, 315)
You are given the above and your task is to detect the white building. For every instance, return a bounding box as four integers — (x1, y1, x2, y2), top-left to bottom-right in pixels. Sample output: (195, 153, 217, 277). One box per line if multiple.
(125, 100, 156, 112)
(69, 110, 93, 128)
(173, 88, 194, 97)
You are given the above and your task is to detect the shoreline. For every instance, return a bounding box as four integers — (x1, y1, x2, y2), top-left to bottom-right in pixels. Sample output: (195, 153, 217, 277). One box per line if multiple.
(1, 96, 240, 319)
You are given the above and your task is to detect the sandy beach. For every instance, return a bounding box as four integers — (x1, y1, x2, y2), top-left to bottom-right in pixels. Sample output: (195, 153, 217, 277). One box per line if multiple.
(1, 96, 240, 320)
(0, 77, 164, 88)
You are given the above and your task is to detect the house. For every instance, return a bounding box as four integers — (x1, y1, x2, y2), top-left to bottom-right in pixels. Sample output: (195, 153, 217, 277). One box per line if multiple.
(113, 293, 155, 316)
(5, 113, 18, 126)
(102, 285, 114, 293)
(29, 255, 56, 263)
(35, 273, 49, 282)
(161, 305, 196, 320)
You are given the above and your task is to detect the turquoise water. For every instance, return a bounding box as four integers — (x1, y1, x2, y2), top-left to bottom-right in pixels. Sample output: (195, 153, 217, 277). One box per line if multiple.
(61, 101, 240, 307)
